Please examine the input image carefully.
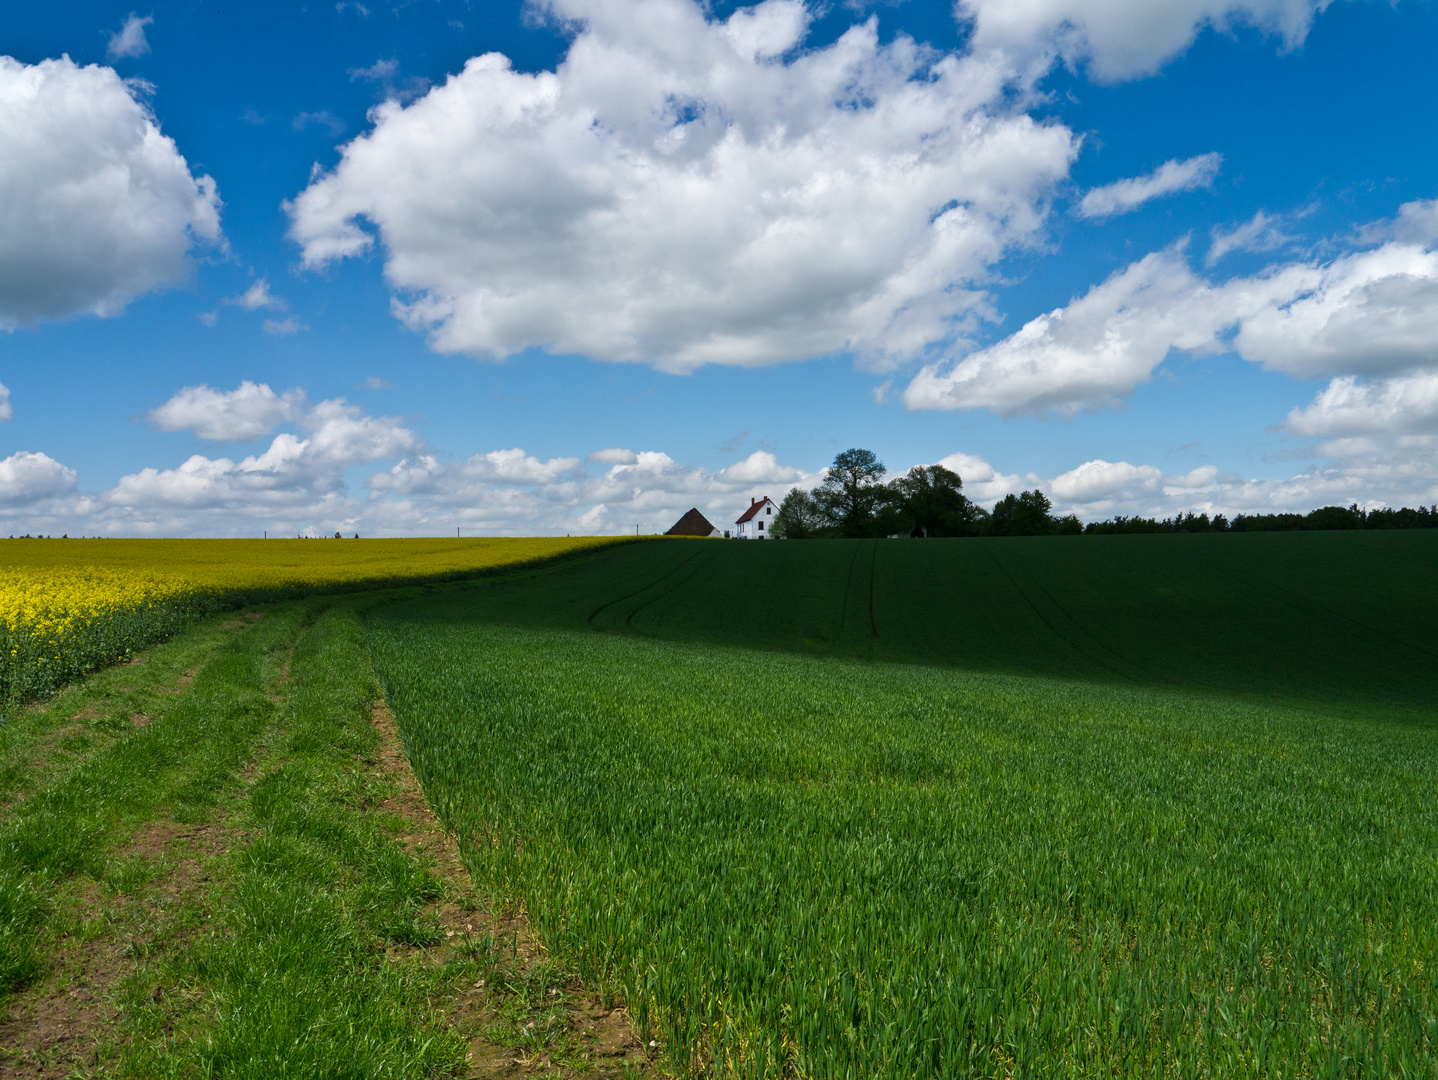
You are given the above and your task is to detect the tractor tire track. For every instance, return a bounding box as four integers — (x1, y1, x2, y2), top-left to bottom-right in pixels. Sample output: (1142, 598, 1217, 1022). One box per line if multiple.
(585, 547, 711, 628)
(623, 546, 723, 630)
(868, 540, 880, 639)
(834, 541, 867, 644)
(1238, 571, 1438, 662)
(981, 544, 1146, 686)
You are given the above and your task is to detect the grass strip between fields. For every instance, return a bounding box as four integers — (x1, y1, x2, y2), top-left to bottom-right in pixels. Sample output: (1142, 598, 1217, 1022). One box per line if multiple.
(0, 589, 660, 1079)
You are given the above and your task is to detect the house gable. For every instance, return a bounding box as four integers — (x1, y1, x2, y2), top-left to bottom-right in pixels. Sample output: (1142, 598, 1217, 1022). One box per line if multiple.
(735, 496, 778, 537)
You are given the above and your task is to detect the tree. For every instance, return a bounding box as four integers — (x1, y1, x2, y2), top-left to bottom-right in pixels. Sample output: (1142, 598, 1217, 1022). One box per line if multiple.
(816, 448, 889, 538)
(890, 464, 981, 537)
(772, 487, 827, 539)
(988, 490, 1055, 536)
(1305, 505, 1362, 531)
(1052, 513, 1083, 535)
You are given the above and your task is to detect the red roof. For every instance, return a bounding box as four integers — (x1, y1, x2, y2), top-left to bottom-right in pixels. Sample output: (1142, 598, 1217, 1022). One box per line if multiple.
(735, 497, 774, 524)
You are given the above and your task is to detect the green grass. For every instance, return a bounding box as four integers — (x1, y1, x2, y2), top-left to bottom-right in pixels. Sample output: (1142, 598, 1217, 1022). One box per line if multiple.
(0, 608, 294, 1001)
(135, 599, 469, 1078)
(1, 598, 503, 1077)
(368, 534, 1438, 1077)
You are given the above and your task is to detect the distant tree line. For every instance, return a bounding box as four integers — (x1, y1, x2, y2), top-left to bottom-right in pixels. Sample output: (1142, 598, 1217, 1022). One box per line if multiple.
(771, 448, 1438, 539)
(1081, 504, 1438, 533)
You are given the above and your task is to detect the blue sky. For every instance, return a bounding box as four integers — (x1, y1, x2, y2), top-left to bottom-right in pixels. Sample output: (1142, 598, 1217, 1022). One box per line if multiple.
(2, 0, 1437, 536)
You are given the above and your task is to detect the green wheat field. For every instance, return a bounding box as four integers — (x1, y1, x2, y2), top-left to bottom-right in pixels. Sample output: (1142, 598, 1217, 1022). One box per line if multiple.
(368, 533, 1438, 1077)
(3, 532, 1434, 1077)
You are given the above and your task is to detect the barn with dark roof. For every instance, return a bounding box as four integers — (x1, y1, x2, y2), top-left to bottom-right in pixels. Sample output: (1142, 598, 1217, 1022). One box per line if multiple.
(665, 507, 721, 537)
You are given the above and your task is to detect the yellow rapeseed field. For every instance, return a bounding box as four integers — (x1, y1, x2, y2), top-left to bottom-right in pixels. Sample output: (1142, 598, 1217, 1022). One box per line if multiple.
(0, 536, 630, 704)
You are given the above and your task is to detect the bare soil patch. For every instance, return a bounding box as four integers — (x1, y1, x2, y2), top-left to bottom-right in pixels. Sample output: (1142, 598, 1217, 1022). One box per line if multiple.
(368, 700, 654, 1078)
(0, 818, 239, 1079)
(0, 892, 124, 1079)
(160, 662, 204, 695)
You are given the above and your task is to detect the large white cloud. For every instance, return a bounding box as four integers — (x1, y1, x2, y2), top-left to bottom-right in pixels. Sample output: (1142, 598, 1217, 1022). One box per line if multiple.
(1285, 372, 1438, 439)
(1276, 372, 1438, 486)
(149, 381, 308, 442)
(960, 0, 1338, 81)
(0, 56, 221, 326)
(0, 451, 77, 504)
(286, 0, 1076, 373)
(1233, 244, 1438, 377)
(1051, 459, 1164, 502)
(906, 200, 1438, 416)
(903, 247, 1260, 415)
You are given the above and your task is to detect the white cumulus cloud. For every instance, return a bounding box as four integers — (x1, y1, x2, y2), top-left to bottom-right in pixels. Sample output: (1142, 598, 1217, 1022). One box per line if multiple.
(0, 451, 78, 504)
(903, 246, 1268, 415)
(907, 199, 1438, 416)
(370, 449, 585, 496)
(932, 450, 1028, 503)
(1044, 455, 1436, 520)
(1206, 210, 1295, 265)
(1285, 372, 1438, 439)
(714, 450, 802, 485)
(107, 14, 153, 61)
(113, 397, 423, 514)
(0, 382, 11, 423)
(362, 445, 814, 536)
(148, 381, 308, 442)
(286, 0, 1076, 373)
(1077, 152, 1221, 220)
(0, 56, 221, 326)
(1051, 459, 1164, 502)
(229, 279, 284, 311)
(1233, 243, 1438, 377)
(587, 448, 638, 465)
(960, 0, 1339, 81)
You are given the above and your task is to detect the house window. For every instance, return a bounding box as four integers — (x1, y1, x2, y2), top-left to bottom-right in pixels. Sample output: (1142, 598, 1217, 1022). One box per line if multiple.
(757, 520, 763, 530)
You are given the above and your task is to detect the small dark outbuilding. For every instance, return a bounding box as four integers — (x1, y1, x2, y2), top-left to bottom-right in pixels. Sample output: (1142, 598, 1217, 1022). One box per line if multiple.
(666, 508, 721, 537)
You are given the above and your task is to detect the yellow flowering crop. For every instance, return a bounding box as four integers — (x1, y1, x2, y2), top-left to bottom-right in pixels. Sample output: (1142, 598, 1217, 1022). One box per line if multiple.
(0, 535, 632, 703)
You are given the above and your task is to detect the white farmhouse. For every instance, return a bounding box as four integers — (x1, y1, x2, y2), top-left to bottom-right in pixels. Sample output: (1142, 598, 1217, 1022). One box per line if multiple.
(735, 496, 778, 539)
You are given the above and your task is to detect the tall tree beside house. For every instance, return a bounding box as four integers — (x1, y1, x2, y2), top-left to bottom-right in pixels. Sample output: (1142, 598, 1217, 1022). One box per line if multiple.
(817, 448, 890, 538)
(772, 487, 827, 539)
(890, 464, 984, 537)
